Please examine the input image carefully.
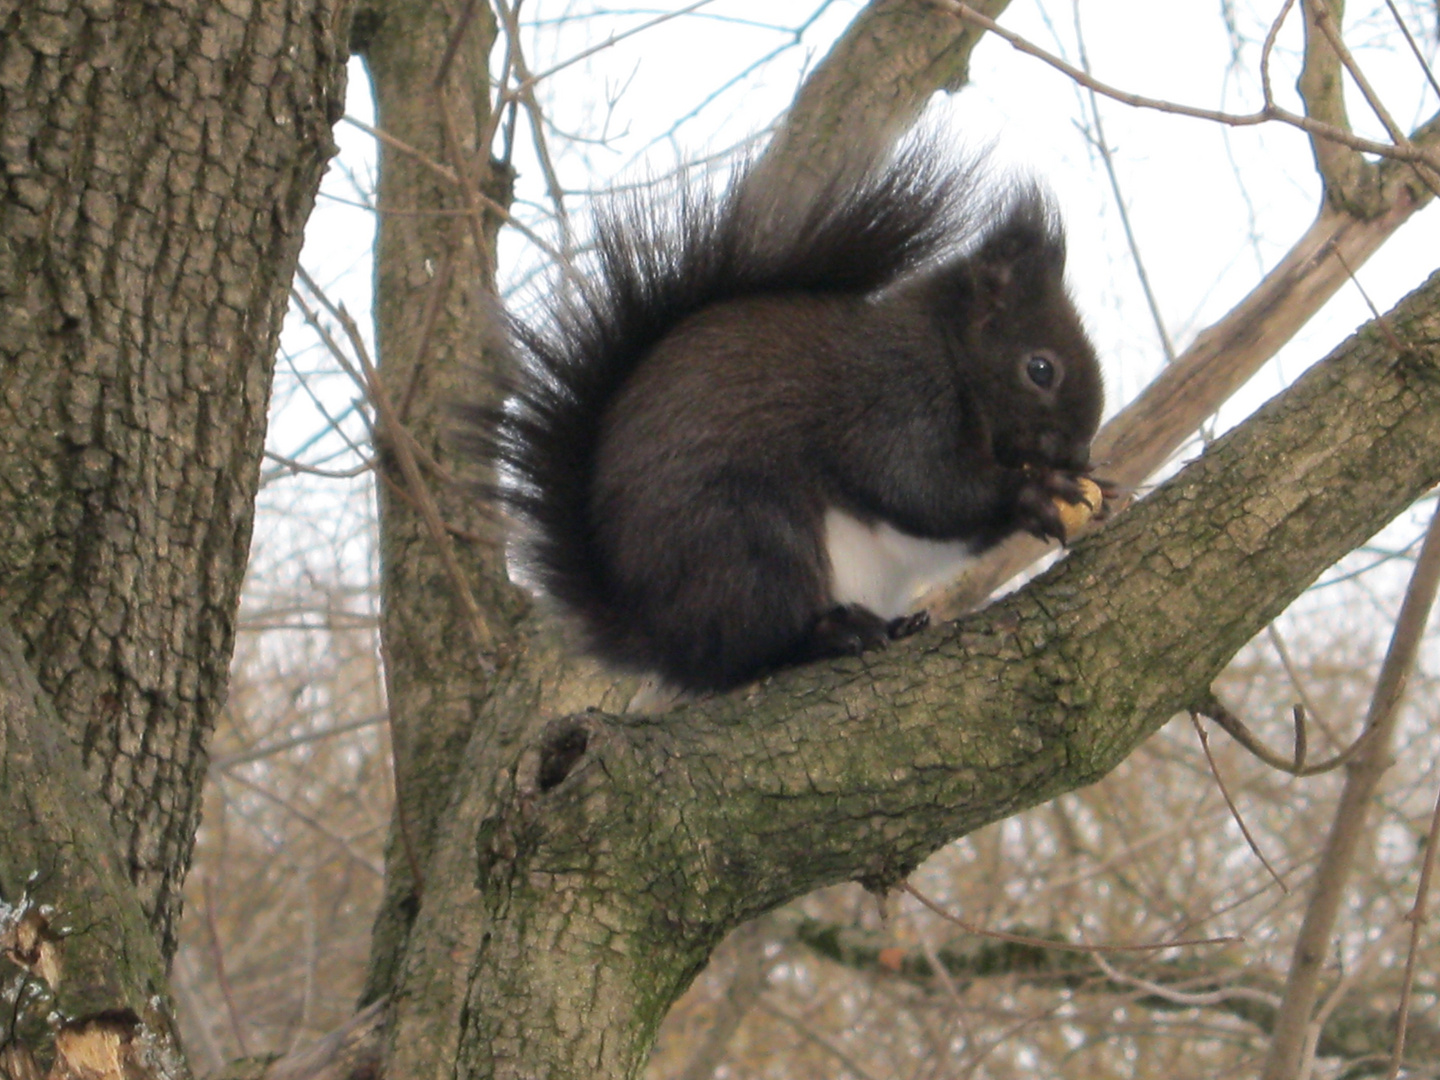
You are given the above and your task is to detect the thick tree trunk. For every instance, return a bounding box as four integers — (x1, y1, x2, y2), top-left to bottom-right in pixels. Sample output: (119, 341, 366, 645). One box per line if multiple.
(0, 0, 347, 960)
(15, 0, 1440, 1077)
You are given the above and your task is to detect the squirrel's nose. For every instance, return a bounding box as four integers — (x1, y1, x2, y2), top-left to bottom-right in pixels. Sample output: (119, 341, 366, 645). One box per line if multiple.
(1039, 431, 1089, 471)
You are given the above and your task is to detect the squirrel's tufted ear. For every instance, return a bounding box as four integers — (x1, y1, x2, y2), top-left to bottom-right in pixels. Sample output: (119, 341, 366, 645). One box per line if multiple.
(969, 191, 1066, 313)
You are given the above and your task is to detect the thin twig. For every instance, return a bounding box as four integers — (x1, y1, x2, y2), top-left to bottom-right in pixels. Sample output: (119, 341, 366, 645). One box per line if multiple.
(209, 714, 386, 771)
(1306, 0, 1440, 200)
(263, 450, 375, 480)
(295, 267, 500, 661)
(395, 248, 454, 424)
(1301, 927, 1397, 1080)
(341, 114, 571, 263)
(756, 1000, 883, 1080)
(1189, 712, 1289, 893)
(1089, 948, 1281, 1009)
(201, 875, 250, 1057)
(435, 90, 499, 270)
(936, 1, 1440, 175)
(375, 631, 426, 898)
(955, 999, 1068, 1080)
(1384, 0, 1440, 100)
(1267, 623, 1339, 747)
(481, 0, 517, 160)
(902, 881, 1238, 953)
(911, 911, 968, 1008)
(1329, 240, 1409, 353)
(1291, 703, 1308, 772)
(522, 0, 717, 90)
(1308, 0, 1408, 147)
(217, 770, 385, 879)
(1200, 695, 1370, 777)
(432, 0, 479, 90)
(1388, 772, 1440, 1078)
(280, 320, 372, 436)
(627, 5, 833, 163)
(289, 288, 374, 392)
(1260, 0, 1299, 108)
(492, 0, 574, 255)
(1070, 1, 1175, 365)
(343, 115, 459, 185)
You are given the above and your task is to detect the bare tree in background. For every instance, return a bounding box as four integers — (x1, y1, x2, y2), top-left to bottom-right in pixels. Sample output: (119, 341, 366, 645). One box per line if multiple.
(6, 2, 1440, 1080)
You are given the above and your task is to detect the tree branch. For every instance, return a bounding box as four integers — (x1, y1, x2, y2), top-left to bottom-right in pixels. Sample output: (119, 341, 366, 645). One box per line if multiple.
(930, 123, 1438, 614)
(791, 916, 1440, 1067)
(1298, 0, 1369, 207)
(744, 0, 1013, 203)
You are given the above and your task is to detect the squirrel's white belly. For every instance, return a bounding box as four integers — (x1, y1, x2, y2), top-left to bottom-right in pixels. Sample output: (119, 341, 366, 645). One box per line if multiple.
(823, 507, 977, 618)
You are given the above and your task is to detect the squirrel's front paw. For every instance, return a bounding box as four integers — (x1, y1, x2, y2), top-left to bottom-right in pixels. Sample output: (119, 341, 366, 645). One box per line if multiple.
(1016, 468, 1097, 544)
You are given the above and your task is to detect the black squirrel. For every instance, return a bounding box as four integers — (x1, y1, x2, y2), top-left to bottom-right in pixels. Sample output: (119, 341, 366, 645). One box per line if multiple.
(474, 144, 1105, 691)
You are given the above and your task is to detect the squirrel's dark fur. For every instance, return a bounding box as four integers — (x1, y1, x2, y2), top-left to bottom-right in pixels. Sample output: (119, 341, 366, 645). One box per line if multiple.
(472, 145, 1105, 691)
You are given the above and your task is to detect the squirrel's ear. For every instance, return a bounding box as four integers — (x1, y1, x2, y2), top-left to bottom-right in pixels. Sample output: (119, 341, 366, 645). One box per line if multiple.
(969, 193, 1066, 316)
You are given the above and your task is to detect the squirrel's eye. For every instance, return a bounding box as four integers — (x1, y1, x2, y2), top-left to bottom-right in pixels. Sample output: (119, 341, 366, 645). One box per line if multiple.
(1024, 352, 1057, 389)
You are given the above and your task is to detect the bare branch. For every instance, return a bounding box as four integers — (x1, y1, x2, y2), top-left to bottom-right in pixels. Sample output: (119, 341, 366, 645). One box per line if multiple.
(215, 770, 385, 880)
(1298, 0, 1369, 205)
(1189, 713, 1289, 892)
(1200, 697, 1371, 777)
(746, 0, 1014, 201)
(1384, 0, 1440, 100)
(901, 882, 1237, 954)
(1262, 501, 1440, 1080)
(1070, 1, 1176, 365)
(943, 1, 1440, 176)
(293, 268, 501, 660)
(1388, 769, 1440, 1077)
(754, 1001, 884, 1080)
(1305, 0, 1440, 204)
(1089, 949, 1281, 1011)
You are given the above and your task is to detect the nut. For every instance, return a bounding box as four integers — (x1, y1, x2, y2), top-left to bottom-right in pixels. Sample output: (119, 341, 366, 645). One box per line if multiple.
(1054, 476, 1105, 541)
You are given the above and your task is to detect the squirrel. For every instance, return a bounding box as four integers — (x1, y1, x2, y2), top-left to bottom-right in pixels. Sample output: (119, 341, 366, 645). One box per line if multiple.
(472, 143, 1106, 691)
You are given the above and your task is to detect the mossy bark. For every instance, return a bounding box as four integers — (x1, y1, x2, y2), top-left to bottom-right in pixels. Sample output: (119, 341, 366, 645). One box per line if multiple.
(0, 627, 181, 1076)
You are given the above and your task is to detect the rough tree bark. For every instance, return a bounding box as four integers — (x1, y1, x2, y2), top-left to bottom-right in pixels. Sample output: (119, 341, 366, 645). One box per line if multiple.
(0, 0, 346, 953)
(0, 0, 346, 1073)
(0, 627, 180, 1077)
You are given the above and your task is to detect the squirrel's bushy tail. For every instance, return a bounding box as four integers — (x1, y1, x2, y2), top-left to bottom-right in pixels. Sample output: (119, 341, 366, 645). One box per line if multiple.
(469, 143, 980, 674)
